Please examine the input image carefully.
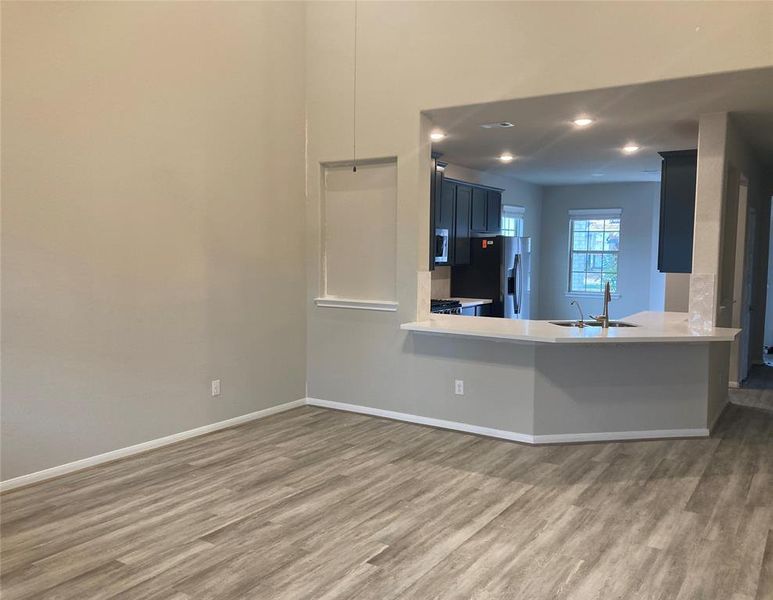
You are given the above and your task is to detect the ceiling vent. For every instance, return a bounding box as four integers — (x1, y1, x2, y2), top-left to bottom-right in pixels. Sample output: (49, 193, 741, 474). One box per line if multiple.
(480, 121, 514, 129)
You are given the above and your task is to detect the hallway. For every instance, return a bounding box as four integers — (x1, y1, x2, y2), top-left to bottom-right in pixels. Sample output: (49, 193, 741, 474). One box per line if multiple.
(730, 364, 773, 412)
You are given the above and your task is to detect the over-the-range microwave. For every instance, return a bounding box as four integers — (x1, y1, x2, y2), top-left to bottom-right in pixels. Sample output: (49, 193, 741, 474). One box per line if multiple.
(434, 228, 449, 264)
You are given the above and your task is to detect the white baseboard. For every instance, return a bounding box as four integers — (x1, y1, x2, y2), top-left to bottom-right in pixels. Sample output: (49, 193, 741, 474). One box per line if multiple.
(2, 396, 713, 492)
(0, 399, 305, 493)
(305, 398, 709, 445)
(709, 397, 729, 432)
(306, 397, 534, 443)
(530, 428, 709, 444)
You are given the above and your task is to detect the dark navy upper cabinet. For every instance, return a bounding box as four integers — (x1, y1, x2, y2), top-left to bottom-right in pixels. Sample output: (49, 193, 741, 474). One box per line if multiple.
(657, 150, 697, 273)
(486, 190, 502, 233)
(471, 187, 488, 232)
(430, 171, 503, 267)
(469, 185, 501, 234)
(436, 180, 455, 231)
(454, 185, 472, 266)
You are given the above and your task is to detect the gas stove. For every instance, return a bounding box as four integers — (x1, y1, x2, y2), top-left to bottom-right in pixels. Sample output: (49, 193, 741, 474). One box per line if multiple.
(430, 299, 462, 314)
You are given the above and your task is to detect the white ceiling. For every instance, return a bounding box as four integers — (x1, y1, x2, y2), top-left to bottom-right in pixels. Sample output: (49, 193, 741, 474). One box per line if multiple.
(427, 67, 773, 186)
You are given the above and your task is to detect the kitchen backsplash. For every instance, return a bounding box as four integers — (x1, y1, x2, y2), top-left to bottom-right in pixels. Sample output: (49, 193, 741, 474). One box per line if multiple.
(431, 266, 451, 299)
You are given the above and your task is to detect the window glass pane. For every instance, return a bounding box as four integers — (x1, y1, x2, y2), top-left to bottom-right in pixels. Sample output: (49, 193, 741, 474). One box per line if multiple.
(570, 272, 585, 291)
(585, 273, 602, 292)
(572, 232, 588, 251)
(571, 252, 587, 271)
(588, 254, 603, 272)
(501, 216, 513, 236)
(588, 219, 605, 231)
(601, 253, 618, 273)
(573, 220, 588, 232)
(604, 231, 620, 251)
(568, 213, 620, 294)
(588, 232, 604, 250)
(500, 211, 524, 237)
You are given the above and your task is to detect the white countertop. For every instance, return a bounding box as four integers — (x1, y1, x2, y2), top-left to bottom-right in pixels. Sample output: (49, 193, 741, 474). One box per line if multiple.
(401, 311, 739, 344)
(447, 297, 493, 308)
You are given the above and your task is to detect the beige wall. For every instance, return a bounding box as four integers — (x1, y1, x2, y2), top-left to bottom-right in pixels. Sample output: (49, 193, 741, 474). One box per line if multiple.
(1, 1, 307, 479)
(306, 1, 773, 424)
(3, 1, 773, 480)
(665, 273, 691, 312)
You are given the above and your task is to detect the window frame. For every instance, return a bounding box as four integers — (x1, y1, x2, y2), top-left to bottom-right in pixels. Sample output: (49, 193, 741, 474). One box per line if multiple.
(566, 208, 622, 298)
(501, 205, 525, 237)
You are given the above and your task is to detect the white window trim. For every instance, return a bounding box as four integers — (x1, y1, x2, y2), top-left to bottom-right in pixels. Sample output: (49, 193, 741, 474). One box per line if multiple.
(502, 205, 525, 237)
(503, 205, 526, 217)
(566, 208, 622, 298)
(568, 208, 622, 217)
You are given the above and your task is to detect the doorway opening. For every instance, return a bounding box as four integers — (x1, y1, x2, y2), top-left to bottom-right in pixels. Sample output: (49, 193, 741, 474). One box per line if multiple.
(764, 195, 773, 366)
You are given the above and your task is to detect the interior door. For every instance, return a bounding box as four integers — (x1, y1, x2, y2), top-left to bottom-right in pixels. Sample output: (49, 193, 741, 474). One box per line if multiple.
(740, 205, 755, 381)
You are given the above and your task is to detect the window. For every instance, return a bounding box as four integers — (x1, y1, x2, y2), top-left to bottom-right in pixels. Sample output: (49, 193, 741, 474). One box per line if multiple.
(502, 205, 524, 237)
(568, 209, 621, 295)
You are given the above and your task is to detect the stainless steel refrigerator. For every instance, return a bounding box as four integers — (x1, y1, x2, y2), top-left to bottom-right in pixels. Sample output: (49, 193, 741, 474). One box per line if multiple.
(451, 236, 531, 319)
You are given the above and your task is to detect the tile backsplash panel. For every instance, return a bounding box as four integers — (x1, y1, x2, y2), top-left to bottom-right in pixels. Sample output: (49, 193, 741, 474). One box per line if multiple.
(688, 273, 716, 330)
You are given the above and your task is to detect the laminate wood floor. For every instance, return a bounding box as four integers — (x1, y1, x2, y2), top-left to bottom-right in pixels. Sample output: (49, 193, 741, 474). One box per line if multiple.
(1, 404, 771, 600)
(731, 365, 773, 412)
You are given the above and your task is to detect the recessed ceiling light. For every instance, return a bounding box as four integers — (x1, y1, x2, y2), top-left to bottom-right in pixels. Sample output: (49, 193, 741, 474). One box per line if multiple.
(573, 117, 594, 127)
(481, 121, 514, 129)
(430, 131, 446, 141)
(592, 173, 604, 177)
(499, 153, 515, 163)
(622, 144, 640, 154)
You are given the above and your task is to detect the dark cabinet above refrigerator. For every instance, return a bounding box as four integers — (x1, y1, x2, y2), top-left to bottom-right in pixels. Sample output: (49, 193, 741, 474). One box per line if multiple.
(430, 165, 503, 267)
(657, 149, 697, 274)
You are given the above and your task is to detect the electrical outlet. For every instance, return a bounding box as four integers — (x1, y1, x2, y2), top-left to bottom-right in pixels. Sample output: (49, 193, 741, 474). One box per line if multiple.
(211, 379, 221, 396)
(455, 379, 464, 395)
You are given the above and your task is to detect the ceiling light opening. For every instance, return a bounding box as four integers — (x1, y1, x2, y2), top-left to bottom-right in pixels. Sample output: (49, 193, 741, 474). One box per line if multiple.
(573, 117, 594, 127)
(499, 153, 515, 163)
(430, 131, 446, 142)
(481, 121, 514, 129)
(622, 144, 640, 154)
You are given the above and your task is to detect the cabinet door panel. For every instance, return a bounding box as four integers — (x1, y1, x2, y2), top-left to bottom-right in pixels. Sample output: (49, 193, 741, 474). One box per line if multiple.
(454, 185, 472, 265)
(657, 151, 696, 273)
(437, 180, 455, 231)
(471, 187, 488, 232)
(486, 190, 502, 232)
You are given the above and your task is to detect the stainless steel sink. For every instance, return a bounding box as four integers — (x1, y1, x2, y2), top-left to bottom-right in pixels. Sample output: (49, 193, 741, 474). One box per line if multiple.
(549, 320, 639, 328)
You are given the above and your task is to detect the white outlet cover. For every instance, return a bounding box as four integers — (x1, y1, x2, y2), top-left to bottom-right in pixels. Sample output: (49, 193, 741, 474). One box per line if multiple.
(454, 380, 464, 395)
(211, 379, 221, 396)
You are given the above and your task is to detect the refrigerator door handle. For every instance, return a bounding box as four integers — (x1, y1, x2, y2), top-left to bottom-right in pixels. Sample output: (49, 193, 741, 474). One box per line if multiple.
(517, 253, 524, 315)
(513, 254, 520, 315)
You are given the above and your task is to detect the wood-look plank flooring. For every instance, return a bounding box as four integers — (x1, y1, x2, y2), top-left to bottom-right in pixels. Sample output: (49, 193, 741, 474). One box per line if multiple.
(731, 365, 773, 412)
(1, 404, 771, 599)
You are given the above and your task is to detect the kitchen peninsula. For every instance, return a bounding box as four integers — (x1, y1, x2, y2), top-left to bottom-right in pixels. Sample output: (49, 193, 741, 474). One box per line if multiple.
(401, 311, 739, 443)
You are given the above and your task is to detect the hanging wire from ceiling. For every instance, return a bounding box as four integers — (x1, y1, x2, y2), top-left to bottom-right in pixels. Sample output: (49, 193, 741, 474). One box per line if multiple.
(352, 0, 358, 173)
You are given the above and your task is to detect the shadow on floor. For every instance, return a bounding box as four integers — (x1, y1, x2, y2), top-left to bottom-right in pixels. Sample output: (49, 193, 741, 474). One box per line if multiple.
(729, 364, 773, 411)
